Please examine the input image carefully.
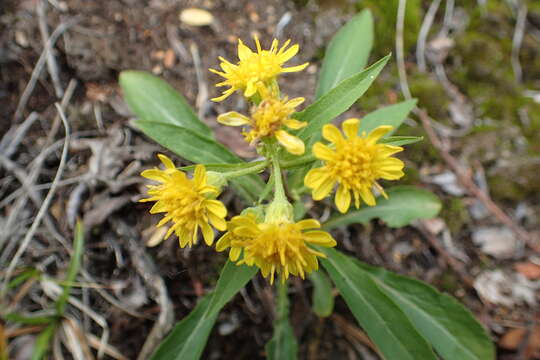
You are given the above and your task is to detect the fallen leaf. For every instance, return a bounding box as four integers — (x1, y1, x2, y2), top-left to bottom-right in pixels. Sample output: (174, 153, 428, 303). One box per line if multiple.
(179, 8, 214, 26)
(515, 262, 540, 280)
(472, 226, 517, 259)
(474, 270, 539, 307)
(499, 327, 526, 350)
(500, 326, 540, 359)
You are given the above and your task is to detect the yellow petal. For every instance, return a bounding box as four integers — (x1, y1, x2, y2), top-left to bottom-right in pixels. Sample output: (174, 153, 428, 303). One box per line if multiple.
(312, 177, 336, 200)
(279, 43, 299, 62)
(304, 231, 337, 246)
(312, 143, 335, 161)
(342, 118, 360, 139)
(193, 164, 207, 185)
(281, 62, 309, 73)
(275, 130, 305, 155)
(140, 169, 167, 182)
(335, 185, 351, 213)
(237, 39, 253, 61)
(277, 39, 292, 54)
(230, 247, 241, 261)
(376, 144, 404, 157)
(254, 35, 262, 52)
(296, 219, 321, 230)
(208, 212, 227, 231)
(157, 154, 176, 169)
(304, 168, 330, 189)
(285, 97, 305, 109)
(283, 118, 307, 130)
(244, 79, 257, 97)
(360, 187, 376, 206)
(322, 124, 344, 144)
(211, 89, 235, 102)
(234, 225, 259, 237)
(217, 111, 250, 126)
(200, 221, 215, 245)
(205, 199, 227, 218)
(366, 125, 393, 145)
(149, 201, 168, 214)
(215, 233, 231, 251)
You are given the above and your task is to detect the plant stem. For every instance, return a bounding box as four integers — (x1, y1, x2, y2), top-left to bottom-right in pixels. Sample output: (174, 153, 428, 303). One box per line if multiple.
(221, 160, 268, 180)
(279, 154, 316, 169)
(270, 146, 287, 202)
(276, 277, 289, 320)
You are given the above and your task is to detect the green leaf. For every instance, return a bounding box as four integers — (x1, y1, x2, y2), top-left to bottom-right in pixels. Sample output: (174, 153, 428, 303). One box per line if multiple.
(356, 261, 495, 360)
(150, 262, 257, 360)
(7, 268, 40, 289)
(136, 120, 264, 203)
(320, 248, 437, 360)
(56, 220, 84, 315)
(380, 136, 423, 146)
(316, 9, 374, 98)
(295, 55, 390, 145)
(324, 186, 441, 229)
(119, 71, 211, 136)
(359, 99, 417, 136)
(31, 323, 57, 360)
(5, 313, 56, 325)
(206, 263, 258, 316)
(265, 282, 298, 360)
(308, 271, 334, 317)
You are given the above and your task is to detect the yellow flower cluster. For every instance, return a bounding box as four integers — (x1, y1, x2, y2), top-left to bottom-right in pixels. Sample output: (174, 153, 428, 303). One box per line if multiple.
(140, 36, 406, 284)
(305, 118, 405, 213)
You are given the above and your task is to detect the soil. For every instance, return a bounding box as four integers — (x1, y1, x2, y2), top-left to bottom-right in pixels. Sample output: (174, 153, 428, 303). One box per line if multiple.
(1, 0, 540, 359)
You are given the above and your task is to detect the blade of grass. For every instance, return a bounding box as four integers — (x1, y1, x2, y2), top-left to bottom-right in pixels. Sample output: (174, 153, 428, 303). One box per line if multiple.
(56, 220, 85, 315)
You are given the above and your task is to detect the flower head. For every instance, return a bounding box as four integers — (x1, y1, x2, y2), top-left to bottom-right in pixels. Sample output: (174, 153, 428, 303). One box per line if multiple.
(216, 215, 336, 284)
(140, 154, 227, 247)
(210, 37, 308, 102)
(217, 96, 306, 155)
(305, 118, 405, 213)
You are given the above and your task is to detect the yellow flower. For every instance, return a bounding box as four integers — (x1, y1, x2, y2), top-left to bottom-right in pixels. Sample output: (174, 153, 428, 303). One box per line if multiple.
(210, 37, 309, 102)
(305, 118, 405, 213)
(217, 96, 306, 155)
(216, 215, 336, 284)
(140, 154, 227, 248)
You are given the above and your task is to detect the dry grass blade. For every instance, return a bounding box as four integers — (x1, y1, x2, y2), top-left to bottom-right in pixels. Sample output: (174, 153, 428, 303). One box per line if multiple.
(117, 221, 174, 360)
(0, 103, 70, 297)
(61, 317, 95, 360)
(13, 20, 77, 121)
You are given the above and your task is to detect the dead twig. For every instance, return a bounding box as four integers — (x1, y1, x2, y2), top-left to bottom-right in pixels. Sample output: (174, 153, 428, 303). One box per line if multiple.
(0, 112, 40, 158)
(13, 19, 77, 121)
(395, 0, 539, 254)
(416, 0, 442, 72)
(416, 221, 475, 288)
(396, 0, 412, 99)
(115, 221, 174, 360)
(0, 103, 70, 297)
(418, 109, 540, 254)
(190, 43, 208, 121)
(511, 1, 527, 83)
(37, 0, 64, 98)
(332, 314, 381, 357)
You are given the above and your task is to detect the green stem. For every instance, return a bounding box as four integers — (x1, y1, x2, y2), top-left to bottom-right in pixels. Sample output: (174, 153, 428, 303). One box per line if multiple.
(270, 146, 287, 202)
(276, 277, 289, 320)
(221, 160, 269, 180)
(279, 154, 316, 169)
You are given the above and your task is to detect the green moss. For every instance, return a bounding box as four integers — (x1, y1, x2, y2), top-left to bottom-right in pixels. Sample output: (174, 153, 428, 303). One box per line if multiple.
(440, 198, 470, 234)
(488, 175, 526, 202)
(436, 271, 460, 293)
(408, 73, 449, 122)
(356, 0, 422, 56)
